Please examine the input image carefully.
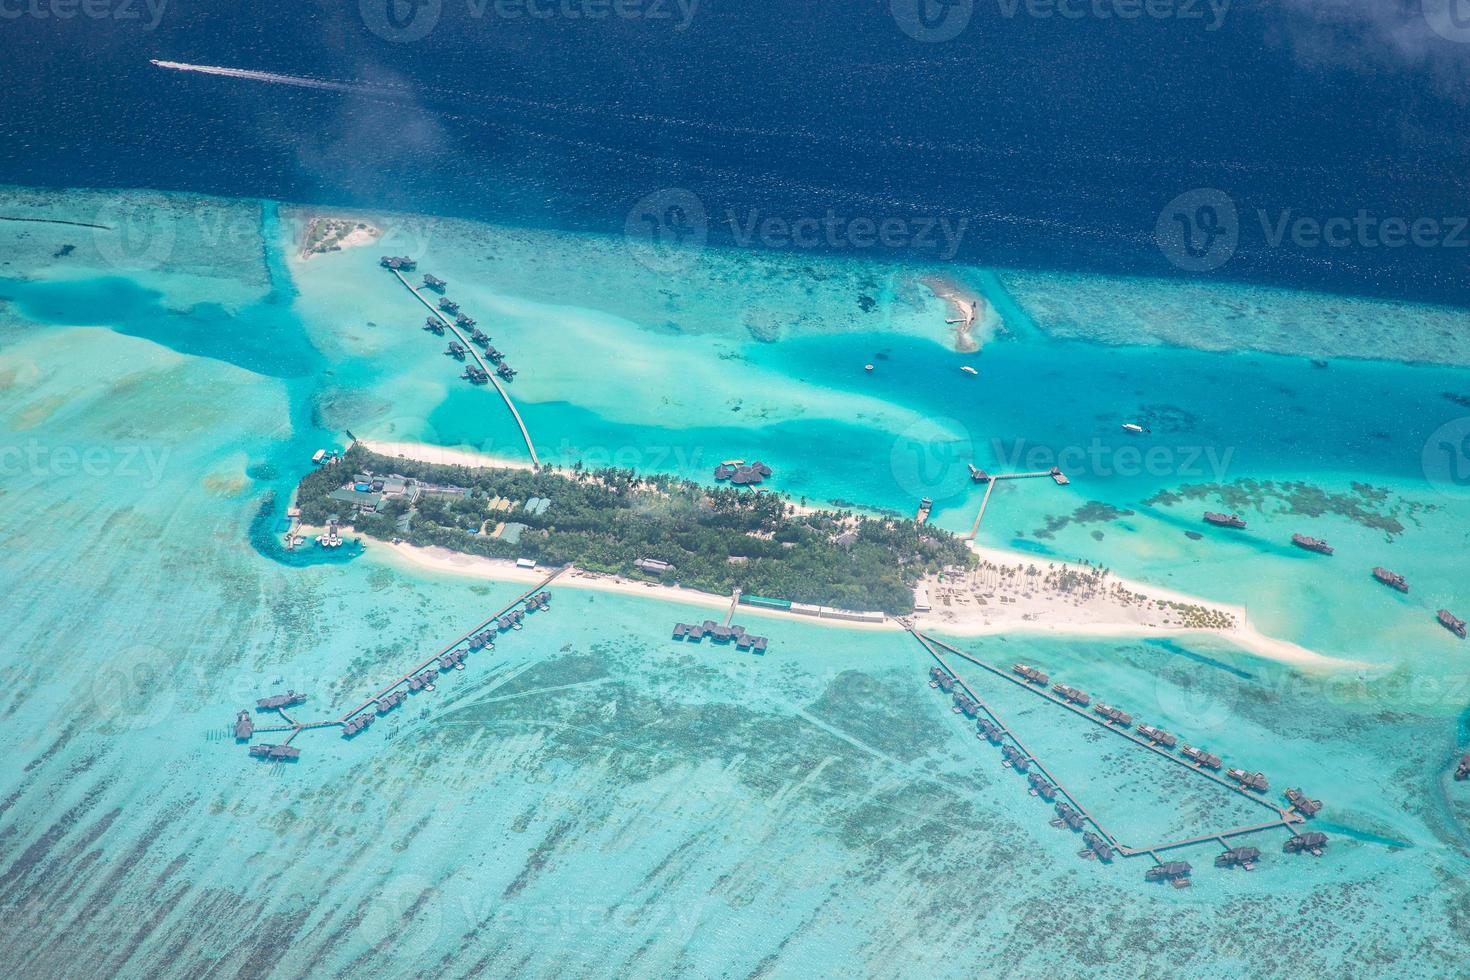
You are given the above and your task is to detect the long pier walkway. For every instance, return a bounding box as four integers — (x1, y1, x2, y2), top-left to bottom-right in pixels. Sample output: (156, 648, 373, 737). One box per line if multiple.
(339, 563, 569, 723)
(390, 268, 541, 467)
(908, 626, 1303, 862)
(964, 471, 1063, 540)
(250, 565, 569, 749)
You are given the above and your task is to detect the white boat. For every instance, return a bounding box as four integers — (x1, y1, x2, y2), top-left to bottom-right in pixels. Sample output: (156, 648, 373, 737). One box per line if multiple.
(1121, 422, 1149, 434)
(960, 366, 978, 376)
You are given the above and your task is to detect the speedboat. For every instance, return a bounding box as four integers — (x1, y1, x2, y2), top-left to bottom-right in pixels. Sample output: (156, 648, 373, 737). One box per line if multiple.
(960, 365, 978, 376)
(1122, 422, 1149, 434)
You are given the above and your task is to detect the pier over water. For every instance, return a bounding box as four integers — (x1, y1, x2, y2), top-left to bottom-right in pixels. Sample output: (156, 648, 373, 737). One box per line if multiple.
(389, 268, 541, 467)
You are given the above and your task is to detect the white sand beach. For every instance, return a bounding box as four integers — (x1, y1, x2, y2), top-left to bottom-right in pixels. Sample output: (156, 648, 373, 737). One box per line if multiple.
(348, 440, 1367, 669)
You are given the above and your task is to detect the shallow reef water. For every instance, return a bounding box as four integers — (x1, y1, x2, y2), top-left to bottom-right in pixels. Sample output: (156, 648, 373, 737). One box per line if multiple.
(0, 188, 1468, 977)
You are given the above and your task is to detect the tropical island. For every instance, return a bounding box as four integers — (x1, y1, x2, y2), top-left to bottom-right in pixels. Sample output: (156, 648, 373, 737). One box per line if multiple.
(293, 445, 974, 614)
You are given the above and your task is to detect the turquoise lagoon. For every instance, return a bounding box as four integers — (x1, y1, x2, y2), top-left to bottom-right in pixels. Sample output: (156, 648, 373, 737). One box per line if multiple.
(1, 187, 1469, 976)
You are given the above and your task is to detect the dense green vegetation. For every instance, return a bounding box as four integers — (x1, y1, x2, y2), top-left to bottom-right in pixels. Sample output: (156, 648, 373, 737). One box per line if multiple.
(295, 446, 974, 613)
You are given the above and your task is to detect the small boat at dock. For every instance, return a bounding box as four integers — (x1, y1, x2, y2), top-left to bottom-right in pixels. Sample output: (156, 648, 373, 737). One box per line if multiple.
(1291, 533, 1334, 555)
(1204, 512, 1247, 529)
(1372, 567, 1408, 593)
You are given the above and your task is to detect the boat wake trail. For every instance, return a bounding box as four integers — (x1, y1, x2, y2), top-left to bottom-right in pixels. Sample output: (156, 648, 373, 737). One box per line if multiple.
(148, 60, 412, 99)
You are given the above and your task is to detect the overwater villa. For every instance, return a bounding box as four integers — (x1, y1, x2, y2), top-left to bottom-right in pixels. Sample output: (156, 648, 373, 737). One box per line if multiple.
(342, 714, 374, 737)
(1284, 832, 1328, 856)
(1093, 703, 1132, 727)
(422, 273, 446, 291)
(423, 316, 444, 334)
(1180, 744, 1223, 769)
(1082, 832, 1112, 862)
(438, 297, 460, 314)
(1012, 663, 1049, 686)
(249, 744, 301, 761)
(1226, 768, 1270, 792)
(1052, 683, 1090, 706)
(953, 694, 981, 719)
(1215, 846, 1260, 870)
(456, 312, 477, 329)
(1145, 861, 1191, 885)
(233, 710, 254, 740)
(256, 690, 307, 711)
(1137, 724, 1177, 749)
(714, 460, 773, 486)
(375, 691, 408, 714)
(1000, 744, 1030, 772)
(1027, 771, 1057, 801)
(928, 666, 948, 688)
(497, 364, 517, 380)
(445, 341, 466, 359)
(1284, 788, 1322, 816)
(976, 718, 1004, 744)
(463, 365, 489, 385)
(1053, 802, 1085, 831)
(380, 255, 416, 271)
(1457, 754, 1470, 781)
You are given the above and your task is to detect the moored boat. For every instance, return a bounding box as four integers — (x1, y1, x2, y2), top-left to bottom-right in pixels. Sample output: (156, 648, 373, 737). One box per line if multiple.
(1291, 533, 1334, 555)
(1438, 609, 1466, 639)
(1372, 567, 1409, 593)
(1204, 511, 1247, 529)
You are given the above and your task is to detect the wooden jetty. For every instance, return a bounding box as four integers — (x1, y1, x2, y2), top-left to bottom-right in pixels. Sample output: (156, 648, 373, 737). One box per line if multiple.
(964, 469, 1067, 541)
(338, 564, 569, 723)
(388, 268, 540, 467)
(909, 627, 1303, 866)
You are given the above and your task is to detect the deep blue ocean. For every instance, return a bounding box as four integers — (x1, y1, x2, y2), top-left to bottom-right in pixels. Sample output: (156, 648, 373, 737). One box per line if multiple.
(4, 0, 1469, 304)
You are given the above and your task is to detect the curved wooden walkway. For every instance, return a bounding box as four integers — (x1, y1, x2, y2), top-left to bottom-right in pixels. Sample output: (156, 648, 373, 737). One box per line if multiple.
(391, 268, 541, 467)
